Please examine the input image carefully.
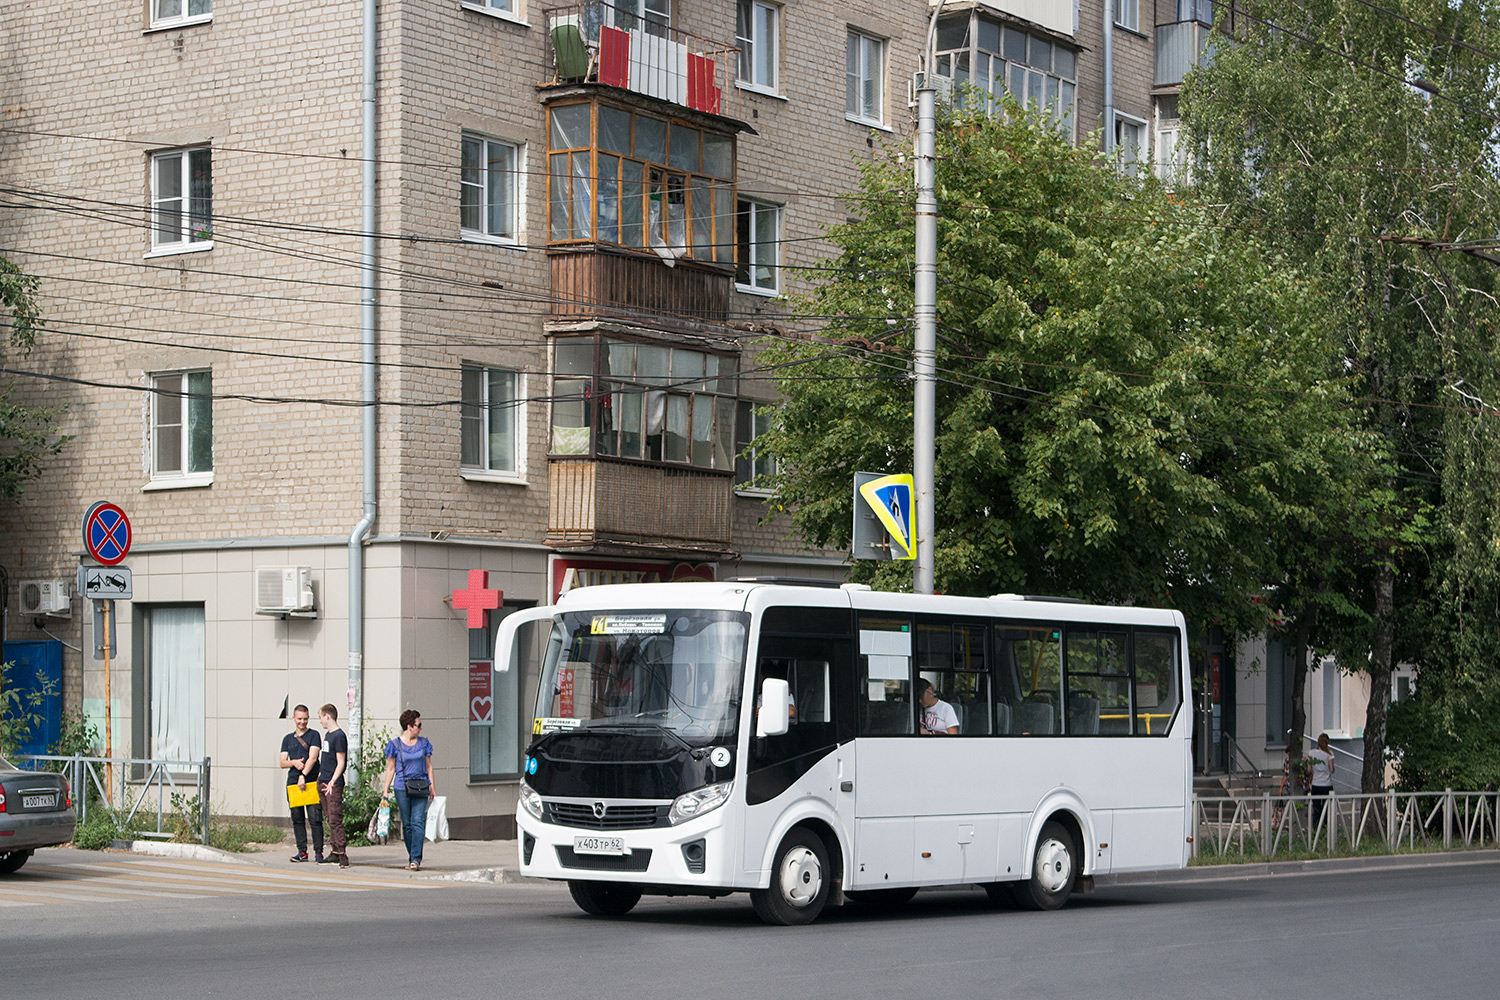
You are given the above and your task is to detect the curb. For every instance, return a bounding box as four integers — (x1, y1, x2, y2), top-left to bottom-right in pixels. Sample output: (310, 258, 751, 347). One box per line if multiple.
(1095, 848, 1500, 886)
(113, 839, 256, 865)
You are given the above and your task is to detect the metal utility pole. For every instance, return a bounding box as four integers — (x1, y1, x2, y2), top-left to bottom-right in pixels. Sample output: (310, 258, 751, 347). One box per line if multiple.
(913, 77, 938, 594)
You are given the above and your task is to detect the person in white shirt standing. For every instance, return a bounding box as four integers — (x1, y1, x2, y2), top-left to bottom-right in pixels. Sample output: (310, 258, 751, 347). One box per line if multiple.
(1309, 732, 1336, 824)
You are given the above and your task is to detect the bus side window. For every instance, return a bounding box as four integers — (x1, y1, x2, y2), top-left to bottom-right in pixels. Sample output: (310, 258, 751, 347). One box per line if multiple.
(859, 617, 913, 735)
(1132, 630, 1181, 736)
(997, 625, 1062, 735)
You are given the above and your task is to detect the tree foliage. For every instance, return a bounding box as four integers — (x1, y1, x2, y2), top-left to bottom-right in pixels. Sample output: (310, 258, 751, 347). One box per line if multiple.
(757, 104, 1367, 636)
(0, 256, 66, 499)
(1182, 0, 1500, 788)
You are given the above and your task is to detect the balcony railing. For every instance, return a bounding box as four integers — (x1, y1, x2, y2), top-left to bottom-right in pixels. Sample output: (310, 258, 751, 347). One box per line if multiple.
(544, 2, 741, 122)
(547, 458, 734, 556)
(550, 246, 731, 324)
(1155, 20, 1217, 88)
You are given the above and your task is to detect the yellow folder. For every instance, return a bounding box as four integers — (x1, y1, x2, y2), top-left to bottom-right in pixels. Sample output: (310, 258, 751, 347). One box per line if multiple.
(287, 783, 320, 808)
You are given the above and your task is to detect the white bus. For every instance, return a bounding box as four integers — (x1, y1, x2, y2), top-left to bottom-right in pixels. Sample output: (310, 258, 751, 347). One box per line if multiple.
(499, 580, 1192, 924)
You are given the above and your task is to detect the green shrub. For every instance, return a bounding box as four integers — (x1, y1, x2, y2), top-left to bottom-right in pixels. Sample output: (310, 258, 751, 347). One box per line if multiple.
(209, 822, 283, 852)
(341, 717, 394, 847)
(72, 813, 121, 851)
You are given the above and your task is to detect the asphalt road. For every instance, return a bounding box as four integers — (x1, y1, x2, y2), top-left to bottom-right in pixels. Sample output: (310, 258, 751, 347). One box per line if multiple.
(8, 852, 1499, 999)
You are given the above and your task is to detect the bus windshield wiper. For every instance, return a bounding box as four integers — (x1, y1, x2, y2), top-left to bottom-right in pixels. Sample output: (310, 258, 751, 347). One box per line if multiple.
(587, 720, 694, 753)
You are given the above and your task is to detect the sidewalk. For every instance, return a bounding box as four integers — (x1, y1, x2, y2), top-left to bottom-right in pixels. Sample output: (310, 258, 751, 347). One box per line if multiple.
(122, 836, 524, 882)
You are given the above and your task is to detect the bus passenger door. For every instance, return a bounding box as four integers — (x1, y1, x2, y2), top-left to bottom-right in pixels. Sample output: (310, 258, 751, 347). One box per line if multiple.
(742, 629, 852, 879)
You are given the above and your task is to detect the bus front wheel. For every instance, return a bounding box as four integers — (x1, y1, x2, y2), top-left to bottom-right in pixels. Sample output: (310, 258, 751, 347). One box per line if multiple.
(750, 830, 830, 925)
(568, 879, 643, 916)
(1016, 821, 1077, 911)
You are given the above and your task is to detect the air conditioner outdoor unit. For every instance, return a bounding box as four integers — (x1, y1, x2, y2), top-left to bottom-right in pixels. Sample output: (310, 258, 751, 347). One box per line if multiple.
(20, 579, 72, 617)
(254, 566, 316, 615)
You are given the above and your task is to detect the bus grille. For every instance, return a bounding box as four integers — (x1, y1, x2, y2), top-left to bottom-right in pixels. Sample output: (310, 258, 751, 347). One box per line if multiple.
(557, 847, 653, 872)
(546, 802, 665, 830)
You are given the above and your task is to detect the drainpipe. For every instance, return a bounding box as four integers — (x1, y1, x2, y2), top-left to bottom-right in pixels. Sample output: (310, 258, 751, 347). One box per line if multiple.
(347, 0, 379, 775)
(1102, 0, 1115, 153)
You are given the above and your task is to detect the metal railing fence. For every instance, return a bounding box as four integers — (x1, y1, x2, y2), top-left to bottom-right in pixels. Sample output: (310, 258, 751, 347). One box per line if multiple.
(14, 754, 212, 846)
(1194, 788, 1497, 860)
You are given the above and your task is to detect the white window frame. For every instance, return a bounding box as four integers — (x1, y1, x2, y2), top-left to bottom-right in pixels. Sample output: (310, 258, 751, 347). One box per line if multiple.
(846, 28, 886, 126)
(1114, 0, 1140, 32)
(736, 199, 781, 295)
(736, 0, 780, 94)
(150, 0, 212, 31)
(735, 400, 778, 494)
(146, 369, 214, 490)
(461, 365, 526, 483)
(461, 134, 524, 245)
(460, 0, 525, 25)
(1114, 113, 1148, 178)
(149, 148, 213, 256)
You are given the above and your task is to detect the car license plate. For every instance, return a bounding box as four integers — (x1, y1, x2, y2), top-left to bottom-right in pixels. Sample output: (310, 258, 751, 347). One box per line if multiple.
(574, 835, 627, 856)
(23, 794, 57, 810)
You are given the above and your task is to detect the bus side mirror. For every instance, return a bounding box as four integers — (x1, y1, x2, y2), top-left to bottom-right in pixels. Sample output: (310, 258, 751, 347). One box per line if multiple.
(757, 678, 791, 737)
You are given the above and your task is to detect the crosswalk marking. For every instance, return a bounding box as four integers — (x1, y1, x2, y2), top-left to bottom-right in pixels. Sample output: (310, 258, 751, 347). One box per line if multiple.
(0, 855, 444, 908)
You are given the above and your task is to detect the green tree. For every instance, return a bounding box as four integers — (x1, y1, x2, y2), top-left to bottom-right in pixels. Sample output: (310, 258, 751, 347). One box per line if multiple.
(0, 257, 66, 498)
(1182, 0, 1500, 790)
(757, 104, 1367, 639)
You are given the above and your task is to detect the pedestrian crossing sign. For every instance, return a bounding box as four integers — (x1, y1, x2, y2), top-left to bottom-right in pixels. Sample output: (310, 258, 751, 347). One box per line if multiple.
(856, 473, 916, 561)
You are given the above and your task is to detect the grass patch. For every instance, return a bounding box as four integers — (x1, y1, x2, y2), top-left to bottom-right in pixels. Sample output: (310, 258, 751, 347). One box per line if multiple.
(208, 822, 284, 853)
(1191, 838, 1462, 865)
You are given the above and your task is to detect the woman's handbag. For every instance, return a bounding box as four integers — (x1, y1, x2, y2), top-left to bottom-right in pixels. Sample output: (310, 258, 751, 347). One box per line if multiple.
(404, 776, 431, 796)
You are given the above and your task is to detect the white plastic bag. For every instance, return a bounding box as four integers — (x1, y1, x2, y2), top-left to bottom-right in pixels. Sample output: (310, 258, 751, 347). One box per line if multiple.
(425, 795, 449, 842)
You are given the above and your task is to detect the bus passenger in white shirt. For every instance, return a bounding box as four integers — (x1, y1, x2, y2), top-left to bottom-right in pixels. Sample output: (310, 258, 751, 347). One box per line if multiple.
(917, 679, 959, 735)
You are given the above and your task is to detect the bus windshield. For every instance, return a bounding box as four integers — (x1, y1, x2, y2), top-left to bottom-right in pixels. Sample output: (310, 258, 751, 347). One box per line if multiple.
(536, 609, 749, 745)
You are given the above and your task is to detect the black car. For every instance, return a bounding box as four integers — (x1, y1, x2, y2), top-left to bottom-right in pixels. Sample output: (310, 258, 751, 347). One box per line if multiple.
(0, 755, 77, 873)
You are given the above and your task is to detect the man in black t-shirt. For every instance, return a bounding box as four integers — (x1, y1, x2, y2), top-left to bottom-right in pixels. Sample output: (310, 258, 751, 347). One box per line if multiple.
(317, 704, 350, 868)
(279, 704, 323, 863)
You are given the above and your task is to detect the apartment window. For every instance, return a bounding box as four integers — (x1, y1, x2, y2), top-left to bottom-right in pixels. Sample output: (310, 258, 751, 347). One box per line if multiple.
(463, 0, 516, 16)
(150, 370, 213, 483)
(737, 0, 779, 92)
(736, 199, 780, 293)
(547, 101, 736, 264)
(551, 335, 738, 470)
(735, 400, 777, 490)
(461, 134, 521, 242)
(1115, 0, 1139, 32)
(846, 29, 886, 125)
(1154, 95, 1190, 187)
(133, 604, 206, 765)
(152, 0, 212, 29)
(934, 16, 1077, 139)
(1115, 114, 1147, 177)
(1177, 0, 1213, 24)
(151, 149, 212, 252)
(461, 365, 522, 476)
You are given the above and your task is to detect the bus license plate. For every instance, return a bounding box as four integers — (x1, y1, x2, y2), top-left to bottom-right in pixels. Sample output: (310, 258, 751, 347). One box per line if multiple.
(574, 836, 627, 856)
(23, 794, 57, 809)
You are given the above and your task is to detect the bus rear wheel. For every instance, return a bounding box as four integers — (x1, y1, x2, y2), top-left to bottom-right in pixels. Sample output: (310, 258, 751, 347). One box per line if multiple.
(568, 880, 643, 916)
(1016, 821, 1077, 911)
(750, 830, 830, 925)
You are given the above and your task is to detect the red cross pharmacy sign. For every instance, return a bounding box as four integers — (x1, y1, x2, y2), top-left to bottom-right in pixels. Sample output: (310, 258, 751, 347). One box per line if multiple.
(451, 570, 502, 629)
(82, 502, 132, 567)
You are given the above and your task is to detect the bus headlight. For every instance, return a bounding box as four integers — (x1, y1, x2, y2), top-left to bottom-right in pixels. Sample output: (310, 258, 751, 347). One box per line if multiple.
(668, 781, 733, 826)
(518, 779, 544, 821)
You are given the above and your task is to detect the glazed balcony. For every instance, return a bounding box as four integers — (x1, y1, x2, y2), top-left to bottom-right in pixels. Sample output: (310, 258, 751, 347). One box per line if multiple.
(1155, 19, 1218, 88)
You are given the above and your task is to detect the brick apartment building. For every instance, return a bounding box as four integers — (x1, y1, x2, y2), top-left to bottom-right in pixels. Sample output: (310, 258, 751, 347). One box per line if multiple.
(2, 0, 1329, 835)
